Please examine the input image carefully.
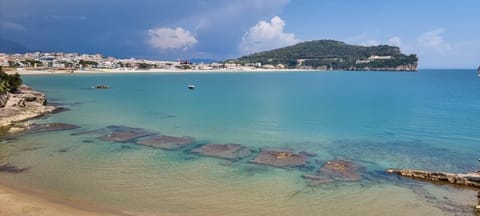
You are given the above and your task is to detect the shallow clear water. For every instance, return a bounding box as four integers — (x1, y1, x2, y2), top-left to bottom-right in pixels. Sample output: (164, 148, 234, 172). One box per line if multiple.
(1, 69, 479, 215)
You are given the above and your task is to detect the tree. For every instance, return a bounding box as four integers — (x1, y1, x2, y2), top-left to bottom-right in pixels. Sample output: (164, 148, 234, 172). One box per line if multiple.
(0, 66, 23, 93)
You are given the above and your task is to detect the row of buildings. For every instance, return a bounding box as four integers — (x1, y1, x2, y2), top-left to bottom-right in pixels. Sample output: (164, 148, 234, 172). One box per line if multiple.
(0, 52, 226, 71)
(0, 52, 286, 71)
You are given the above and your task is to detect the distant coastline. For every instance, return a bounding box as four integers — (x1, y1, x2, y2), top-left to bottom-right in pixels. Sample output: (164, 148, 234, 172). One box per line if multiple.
(5, 68, 319, 75)
(5, 68, 419, 76)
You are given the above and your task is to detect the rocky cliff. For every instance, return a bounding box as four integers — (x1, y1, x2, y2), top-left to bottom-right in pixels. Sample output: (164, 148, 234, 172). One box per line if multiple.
(0, 85, 57, 128)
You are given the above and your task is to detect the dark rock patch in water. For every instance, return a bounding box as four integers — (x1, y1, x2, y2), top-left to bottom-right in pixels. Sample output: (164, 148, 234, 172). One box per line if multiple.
(319, 160, 362, 181)
(191, 143, 254, 161)
(105, 125, 143, 133)
(82, 139, 95, 143)
(72, 125, 142, 136)
(18, 123, 80, 136)
(0, 163, 28, 173)
(58, 145, 79, 153)
(136, 135, 194, 150)
(249, 149, 308, 168)
(71, 128, 109, 136)
(303, 160, 362, 186)
(98, 129, 153, 143)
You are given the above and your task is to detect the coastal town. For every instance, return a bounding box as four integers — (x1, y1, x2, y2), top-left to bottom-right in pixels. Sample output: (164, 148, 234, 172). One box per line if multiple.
(0, 52, 286, 73)
(0, 42, 418, 74)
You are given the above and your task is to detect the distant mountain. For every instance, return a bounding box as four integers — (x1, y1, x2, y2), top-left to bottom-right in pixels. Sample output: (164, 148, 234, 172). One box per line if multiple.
(0, 39, 31, 54)
(229, 40, 418, 71)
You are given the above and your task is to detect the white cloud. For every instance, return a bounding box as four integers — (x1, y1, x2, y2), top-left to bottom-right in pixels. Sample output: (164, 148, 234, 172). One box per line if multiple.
(417, 29, 450, 53)
(0, 21, 25, 31)
(190, 0, 290, 31)
(239, 16, 299, 54)
(387, 36, 402, 47)
(147, 27, 198, 50)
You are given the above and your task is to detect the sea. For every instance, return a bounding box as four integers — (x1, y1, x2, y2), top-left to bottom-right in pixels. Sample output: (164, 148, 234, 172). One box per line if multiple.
(1, 69, 479, 215)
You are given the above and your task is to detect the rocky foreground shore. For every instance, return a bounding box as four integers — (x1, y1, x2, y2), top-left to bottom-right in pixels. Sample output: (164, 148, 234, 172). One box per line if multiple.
(0, 85, 58, 132)
(387, 168, 480, 213)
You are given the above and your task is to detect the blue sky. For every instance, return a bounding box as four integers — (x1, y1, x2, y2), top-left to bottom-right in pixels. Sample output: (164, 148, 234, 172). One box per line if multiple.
(1, 0, 479, 68)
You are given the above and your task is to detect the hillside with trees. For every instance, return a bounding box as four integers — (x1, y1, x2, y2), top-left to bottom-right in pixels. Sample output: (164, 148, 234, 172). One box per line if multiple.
(229, 40, 418, 71)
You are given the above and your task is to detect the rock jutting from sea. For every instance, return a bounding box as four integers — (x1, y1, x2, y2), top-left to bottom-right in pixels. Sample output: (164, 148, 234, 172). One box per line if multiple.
(0, 85, 59, 133)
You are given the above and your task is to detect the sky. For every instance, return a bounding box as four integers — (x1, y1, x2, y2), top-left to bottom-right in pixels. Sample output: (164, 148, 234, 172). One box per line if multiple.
(1, 0, 479, 68)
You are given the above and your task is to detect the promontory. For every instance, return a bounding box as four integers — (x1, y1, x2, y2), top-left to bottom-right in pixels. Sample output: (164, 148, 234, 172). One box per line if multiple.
(228, 40, 418, 71)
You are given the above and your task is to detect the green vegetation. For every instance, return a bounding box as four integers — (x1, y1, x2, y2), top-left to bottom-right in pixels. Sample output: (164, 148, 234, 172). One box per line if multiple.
(79, 60, 98, 67)
(229, 40, 418, 70)
(137, 63, 156, 69)
(0, 66, 23, 93)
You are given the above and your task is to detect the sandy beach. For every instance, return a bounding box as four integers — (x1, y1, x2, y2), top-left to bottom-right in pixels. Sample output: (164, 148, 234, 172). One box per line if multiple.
(0, 183, 126, 216)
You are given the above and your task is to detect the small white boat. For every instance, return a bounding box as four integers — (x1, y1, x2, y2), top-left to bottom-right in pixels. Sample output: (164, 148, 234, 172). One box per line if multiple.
(188, 84, 195, 90)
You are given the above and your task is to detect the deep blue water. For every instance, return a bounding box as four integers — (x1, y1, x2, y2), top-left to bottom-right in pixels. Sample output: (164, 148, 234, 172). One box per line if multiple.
(21, 69, 480, 172)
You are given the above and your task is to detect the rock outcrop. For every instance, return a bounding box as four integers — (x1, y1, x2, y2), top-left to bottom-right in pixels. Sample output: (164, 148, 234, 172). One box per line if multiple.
(97, 129, 153, 143)
(191, 143, 254, 161)
(387, 168, 480, 213)
(249, 149, 308, 168)
(387, 168, 480, 189)
(136, 135, 194, 150)
(0, 85, 58, 128)
(303, 160, 362, 186)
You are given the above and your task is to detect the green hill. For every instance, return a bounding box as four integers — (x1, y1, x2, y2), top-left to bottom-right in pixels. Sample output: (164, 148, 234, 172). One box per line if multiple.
(229, 40, 418, 71)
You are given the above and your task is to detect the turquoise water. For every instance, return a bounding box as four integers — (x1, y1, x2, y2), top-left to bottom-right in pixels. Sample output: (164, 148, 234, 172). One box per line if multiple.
(1, 69, 479, 215)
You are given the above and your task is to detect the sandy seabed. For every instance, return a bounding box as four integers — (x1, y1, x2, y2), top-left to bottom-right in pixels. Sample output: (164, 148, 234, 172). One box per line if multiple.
(0, 183, 128, 216)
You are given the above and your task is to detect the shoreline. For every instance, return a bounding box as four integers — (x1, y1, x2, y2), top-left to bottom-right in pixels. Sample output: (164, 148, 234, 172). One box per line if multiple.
(5, 67, 418, 76)
(6, 68, 319, 75)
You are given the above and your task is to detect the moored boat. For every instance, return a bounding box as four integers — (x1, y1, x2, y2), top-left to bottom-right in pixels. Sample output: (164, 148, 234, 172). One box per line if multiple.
(188, 84, 195, 90)
(92, 85, 110, 89)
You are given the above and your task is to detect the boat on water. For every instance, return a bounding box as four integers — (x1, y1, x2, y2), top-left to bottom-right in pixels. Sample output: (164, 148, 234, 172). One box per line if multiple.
(92, 85, 110, 89)
(188, 84, 195, 90)
(477, 66, 480, 76)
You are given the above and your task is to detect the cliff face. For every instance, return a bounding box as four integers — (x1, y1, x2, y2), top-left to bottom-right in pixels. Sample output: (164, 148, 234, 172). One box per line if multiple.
(0, 85, 56, 127)
(349, 64, 418, 71)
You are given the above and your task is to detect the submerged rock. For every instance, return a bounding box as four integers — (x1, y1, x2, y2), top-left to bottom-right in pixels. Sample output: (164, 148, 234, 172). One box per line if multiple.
(71, 128, 110, 136)
(303, 160, 362, 186)
(13, 123, 80, 136)
(191, 143, 254, 161)
(249, 150, 308, 168)
(97, 130, 152, 143)
(386, 168, 480, 189)
(136, 135, 194, 150)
